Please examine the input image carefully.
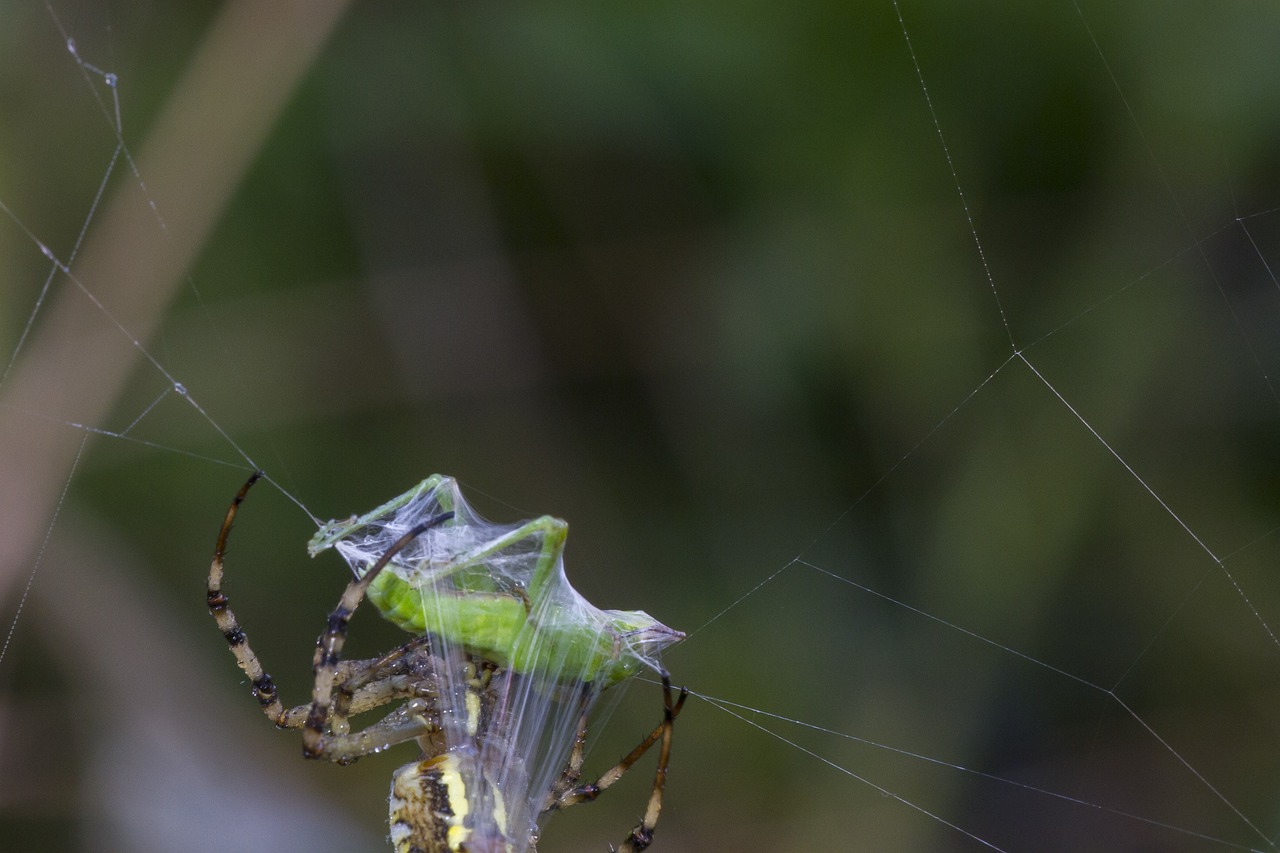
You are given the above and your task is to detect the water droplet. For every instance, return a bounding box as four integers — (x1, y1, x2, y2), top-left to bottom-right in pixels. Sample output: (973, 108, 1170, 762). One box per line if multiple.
(104, 73, 117, 88)
(65, 38, 77, 56)
(173, 382, 188, 396)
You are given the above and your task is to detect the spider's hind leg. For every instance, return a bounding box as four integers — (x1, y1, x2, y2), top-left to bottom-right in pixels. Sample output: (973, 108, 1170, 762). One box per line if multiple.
(545, 675, 688, 853)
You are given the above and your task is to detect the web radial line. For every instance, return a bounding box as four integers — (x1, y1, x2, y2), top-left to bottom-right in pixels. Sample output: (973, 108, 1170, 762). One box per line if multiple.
(0, 433, 89, 667)
(1071, 1, 1280, 409)
(891, 0, 1014, 351)
(791, 354, 1015, 562)
(48, 6, 165, 231)
(705, 695, 1008, 851)
(1017, 352, 1280, 652)
(798, 560, 1100, 690)
(793, 552, 1273, 847)
(170, 386, 259, 467)
(1237, 218, 1280, 292)
(0, 145, 123, 387)
(262, 472, 319, 525)
(690, 354, 1015, 640)
(1017, 352, 1213, 556)
(1109, 562, 1217, 689)
(1, 218, 314, 519)
(13, 241, 262, 472)
(0, 203, 314, 523)
(2, 262, 58, 388)
(1109, 693, 1271, 847)
(0, 222, 177, 389)
(1020, 224, 1228, 355)
(684, 559, 797, 641)
(0, 402, 249, 469)
(168, 388, 316, 521)
(117, 386, 174, 437)
(693, 690, 1260, 851)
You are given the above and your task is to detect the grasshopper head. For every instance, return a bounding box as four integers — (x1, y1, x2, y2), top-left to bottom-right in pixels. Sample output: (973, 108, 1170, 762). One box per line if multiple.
(597, 609, 684, 685)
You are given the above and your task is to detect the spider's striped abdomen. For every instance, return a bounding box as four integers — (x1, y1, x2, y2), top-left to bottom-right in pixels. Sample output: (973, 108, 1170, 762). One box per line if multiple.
(390, 751, 525, 853)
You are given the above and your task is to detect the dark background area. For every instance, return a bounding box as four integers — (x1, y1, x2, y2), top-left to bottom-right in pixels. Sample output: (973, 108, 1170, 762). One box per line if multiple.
(3, 2, 1280, 851)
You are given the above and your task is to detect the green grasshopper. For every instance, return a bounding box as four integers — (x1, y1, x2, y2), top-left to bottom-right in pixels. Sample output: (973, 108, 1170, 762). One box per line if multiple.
(307, 474, 684, 688)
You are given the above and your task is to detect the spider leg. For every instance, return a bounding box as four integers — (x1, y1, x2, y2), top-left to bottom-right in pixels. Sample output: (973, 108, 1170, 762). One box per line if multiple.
(209, 473, 449, 763)
(327, 635, 438, 735)
(272, 637, 439, 730)
(616, 677, 687, 853)
(207, 472, 290, 726)
(306, 697, 445, 766)
(544, 675, 688, 852)
(209, 472, 423, 728)
(542, 690, 593, 810)
(302, 511, 453, 760)
(268, 666, 446, 764)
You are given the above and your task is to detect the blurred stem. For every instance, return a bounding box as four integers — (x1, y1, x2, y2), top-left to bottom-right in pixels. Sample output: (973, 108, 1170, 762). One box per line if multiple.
(0, 0, 353, 603)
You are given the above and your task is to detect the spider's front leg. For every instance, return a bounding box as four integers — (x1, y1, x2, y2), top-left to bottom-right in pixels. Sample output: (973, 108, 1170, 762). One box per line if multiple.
(209, 472, 419, 729)
(301, 511, 453, 761)
(208, 473, 450, 762)
(207, 472, 290, 726)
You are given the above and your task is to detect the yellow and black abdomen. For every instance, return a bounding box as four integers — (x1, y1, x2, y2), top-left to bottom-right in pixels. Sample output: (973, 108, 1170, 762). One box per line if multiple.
(390, 748, 530, 853)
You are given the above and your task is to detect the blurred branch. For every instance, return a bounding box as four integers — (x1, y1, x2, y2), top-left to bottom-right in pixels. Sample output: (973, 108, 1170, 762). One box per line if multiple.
(0, 0, 353, 603)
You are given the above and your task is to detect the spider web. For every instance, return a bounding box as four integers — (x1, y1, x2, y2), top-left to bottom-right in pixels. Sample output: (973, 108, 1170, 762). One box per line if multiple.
(2, 2, 1280, 852)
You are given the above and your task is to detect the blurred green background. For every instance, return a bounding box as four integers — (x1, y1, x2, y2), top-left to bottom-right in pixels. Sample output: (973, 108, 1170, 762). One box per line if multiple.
(3, 1, 1280, 851)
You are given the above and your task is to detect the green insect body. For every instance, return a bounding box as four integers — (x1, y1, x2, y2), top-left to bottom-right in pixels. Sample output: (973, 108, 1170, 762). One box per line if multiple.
(308, 475, 683, 688)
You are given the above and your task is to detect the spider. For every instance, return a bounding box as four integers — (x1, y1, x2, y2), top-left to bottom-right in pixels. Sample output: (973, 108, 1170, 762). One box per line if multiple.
(206, 472, 687, 853)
